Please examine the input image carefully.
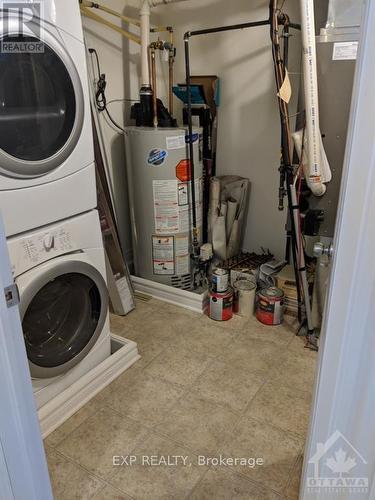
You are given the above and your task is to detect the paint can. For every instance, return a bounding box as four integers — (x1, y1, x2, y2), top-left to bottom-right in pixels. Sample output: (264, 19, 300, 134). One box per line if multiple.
(208, 287, 233, 321)
(212, 268, 229, 293)
(256, 287, 284, 325)
(233, 279, 257, 317)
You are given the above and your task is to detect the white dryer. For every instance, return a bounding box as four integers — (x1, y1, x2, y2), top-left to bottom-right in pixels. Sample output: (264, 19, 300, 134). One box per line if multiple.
(0, 0, 96, 237)
(7, 209, 111, 409)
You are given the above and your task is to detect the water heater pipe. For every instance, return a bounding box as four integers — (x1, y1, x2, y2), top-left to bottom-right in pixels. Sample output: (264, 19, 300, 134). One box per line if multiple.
(149, 47, 158, 127)
(140, 0, 151, 88)
(299, 0, 326, 196)
(140, 0, 190, 92)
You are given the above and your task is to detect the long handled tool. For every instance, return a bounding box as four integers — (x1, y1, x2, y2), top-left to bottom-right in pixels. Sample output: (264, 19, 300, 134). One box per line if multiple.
(269, 0, 315, 341)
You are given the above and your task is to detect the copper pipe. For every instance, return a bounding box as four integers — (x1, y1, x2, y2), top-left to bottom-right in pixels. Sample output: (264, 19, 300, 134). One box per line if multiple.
(150, 25, 174, 33)
(168, 51, 174, 115)
(168, 30, 174, 115)
(80, 6, 141, 44)
(150, 47, 158, 127)
(80, 1, 140, 27)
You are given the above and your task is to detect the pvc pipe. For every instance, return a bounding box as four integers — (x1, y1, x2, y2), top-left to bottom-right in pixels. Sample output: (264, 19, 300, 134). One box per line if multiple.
(299, 0, 326, 196)
(140, 0, 151, 87)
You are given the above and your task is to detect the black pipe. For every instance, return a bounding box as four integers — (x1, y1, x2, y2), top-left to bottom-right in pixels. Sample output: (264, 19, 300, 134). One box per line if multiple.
(283, 19, 290, 74)
(184, 35, 198, 249)
(289, 22, 301, 31)
(285, 171, 303, 322)
(186, 19, 270, 38)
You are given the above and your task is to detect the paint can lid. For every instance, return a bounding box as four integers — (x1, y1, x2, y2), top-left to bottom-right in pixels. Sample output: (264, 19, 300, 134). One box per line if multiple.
(213, 268, 229, 276)
(259, 286, 284, 298)
(234, 280, 256, 291)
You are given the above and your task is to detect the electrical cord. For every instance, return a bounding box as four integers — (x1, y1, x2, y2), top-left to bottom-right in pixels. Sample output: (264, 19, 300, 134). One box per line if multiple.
(88, 47, 126, 133)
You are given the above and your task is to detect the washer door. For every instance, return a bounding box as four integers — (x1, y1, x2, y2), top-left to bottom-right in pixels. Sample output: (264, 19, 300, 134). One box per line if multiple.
(20, 261, 108, 379)
(0, 23, 84, 178)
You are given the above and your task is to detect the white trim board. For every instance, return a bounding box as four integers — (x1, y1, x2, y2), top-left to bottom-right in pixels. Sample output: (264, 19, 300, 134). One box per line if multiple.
(0, 215, 53, 499)
(39, 335, 140, 438)
(131, 275, 206, 313)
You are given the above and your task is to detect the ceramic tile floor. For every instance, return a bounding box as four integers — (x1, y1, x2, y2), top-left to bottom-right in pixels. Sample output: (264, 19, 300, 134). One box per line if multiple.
(45, 298, 317, 500)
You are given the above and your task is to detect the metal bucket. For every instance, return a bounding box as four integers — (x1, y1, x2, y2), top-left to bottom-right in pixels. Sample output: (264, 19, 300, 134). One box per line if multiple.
(233, 279, 256, 317)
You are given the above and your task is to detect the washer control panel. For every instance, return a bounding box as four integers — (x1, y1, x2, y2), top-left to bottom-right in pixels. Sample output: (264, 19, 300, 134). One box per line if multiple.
(10, 226, 75, 277)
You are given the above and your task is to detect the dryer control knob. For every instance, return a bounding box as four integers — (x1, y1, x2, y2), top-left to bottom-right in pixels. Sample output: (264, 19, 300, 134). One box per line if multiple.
(43, 234, 55, 251)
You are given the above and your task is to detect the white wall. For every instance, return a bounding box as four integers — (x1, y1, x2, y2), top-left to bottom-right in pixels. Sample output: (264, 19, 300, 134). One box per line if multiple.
(82, 1, 161, 265)
(155, 0, 301, 259)
(82, 0, 302, 261)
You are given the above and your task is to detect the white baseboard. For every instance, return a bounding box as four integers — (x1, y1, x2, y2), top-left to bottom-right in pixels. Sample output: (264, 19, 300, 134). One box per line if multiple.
(131, 275, 206, 313)
(39, 335, 140, 438)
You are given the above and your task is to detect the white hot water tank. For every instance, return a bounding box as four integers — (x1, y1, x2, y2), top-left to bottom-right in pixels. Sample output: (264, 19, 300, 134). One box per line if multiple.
(124, 127, 203, 289)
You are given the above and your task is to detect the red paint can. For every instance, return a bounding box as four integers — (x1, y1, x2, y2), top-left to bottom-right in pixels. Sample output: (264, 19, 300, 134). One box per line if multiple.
(256, 287, 284, 325)
(208, 287, 233, 321)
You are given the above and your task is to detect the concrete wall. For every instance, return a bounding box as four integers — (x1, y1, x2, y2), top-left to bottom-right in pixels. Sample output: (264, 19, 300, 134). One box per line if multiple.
(82, 0, 302, 262)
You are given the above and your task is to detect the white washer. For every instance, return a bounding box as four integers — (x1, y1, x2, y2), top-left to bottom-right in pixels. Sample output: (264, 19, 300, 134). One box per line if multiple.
(7, 209, 111, 409)
(0, 0, 96, 236)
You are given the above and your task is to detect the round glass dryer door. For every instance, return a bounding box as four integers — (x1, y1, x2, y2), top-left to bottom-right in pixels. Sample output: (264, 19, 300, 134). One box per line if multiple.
(0, 32, 84, 178)
(21, 261, 108, 379)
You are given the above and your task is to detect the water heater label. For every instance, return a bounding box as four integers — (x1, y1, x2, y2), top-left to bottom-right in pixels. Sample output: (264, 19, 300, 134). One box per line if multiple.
(153, 180, 179, 234)
(178, 182, 189, 206)
(152, 236, 175, 275)
(147, 148, 168, 166)
(178, 177, 203, 232)
(166, 135, 185, 150)
(175, 235, 189, 275)
(332, 41, 358, 61)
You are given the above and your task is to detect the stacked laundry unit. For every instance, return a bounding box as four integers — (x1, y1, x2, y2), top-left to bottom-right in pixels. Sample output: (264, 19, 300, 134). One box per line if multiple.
(0, 0, 111, 409)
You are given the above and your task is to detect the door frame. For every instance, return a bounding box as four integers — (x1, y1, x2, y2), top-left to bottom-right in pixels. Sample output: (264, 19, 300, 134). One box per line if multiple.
(0, 216, 52, 499)
(301, 0, 375, 497)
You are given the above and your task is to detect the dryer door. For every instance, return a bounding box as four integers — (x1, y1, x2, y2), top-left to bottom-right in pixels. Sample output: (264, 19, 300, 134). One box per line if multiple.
(0, 21, 84, 178)
(20, 261, 108, 379)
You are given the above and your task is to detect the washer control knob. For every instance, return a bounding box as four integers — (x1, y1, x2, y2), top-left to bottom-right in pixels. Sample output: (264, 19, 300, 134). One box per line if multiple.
(43, 233, 55, 251)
